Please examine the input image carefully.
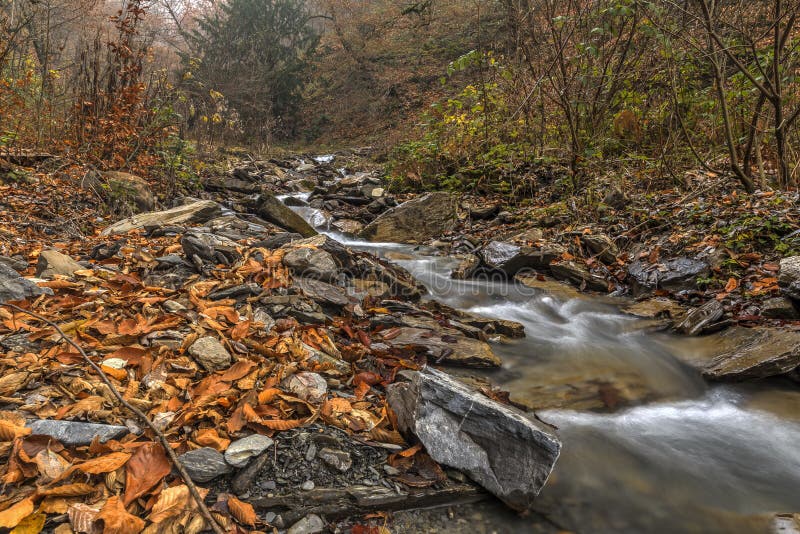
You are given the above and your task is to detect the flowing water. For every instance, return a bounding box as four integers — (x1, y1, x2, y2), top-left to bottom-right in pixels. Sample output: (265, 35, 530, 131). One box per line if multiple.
(278, 188, 800, 533)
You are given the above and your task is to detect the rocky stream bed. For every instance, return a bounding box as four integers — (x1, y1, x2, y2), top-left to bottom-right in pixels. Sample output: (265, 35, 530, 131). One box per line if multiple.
(1, 151, 799, 533)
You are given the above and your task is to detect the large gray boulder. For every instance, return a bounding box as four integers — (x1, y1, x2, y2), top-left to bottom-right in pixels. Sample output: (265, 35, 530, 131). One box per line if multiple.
(0, 263, 51, 304)
(386, 367, 561, 511)
(101, 200, 222, 235)
(255, 193, 317, 238)
(359, 192, 457, 243)
(627, 257, 709, 296)
(82, 170, 155, 213)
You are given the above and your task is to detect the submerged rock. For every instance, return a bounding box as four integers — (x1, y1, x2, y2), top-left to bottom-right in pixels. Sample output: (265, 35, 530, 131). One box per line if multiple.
(386, 367, 561, 511)
(101, 199, 222, 235)
(702, 327, 800, 381)
(381, 327, 501, 367)
(675, 300, 726, 336)
(359, 192, 457, 243)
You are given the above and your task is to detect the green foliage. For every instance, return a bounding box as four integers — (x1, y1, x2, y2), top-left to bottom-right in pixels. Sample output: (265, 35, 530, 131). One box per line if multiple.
(388, 52, 534, 193)
(154, 134, 202, 196)
(182, 0, 319, 141)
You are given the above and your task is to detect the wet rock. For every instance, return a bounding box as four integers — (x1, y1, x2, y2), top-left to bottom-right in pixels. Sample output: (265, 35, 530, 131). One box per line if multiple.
(205, 175, 261, 194)
(177, 447, 232, 483)
(296, 278, 350, 308)
(282, 372, 328, 403)
(283, 247, 339, 281)
(259, 295, 327, 323)
(381, 327, 501, 367)
(627, 258, 709, 296)
(282, 235, 358, 272)
(359, 192, 457, 244)
(422, 301, 525, 338)
(36, 249, 85, 279)
(0, 263, 52, 304)
(779, 256, 800, 302)
(101, 200, 222, 235)
(255, 193, 317, 237)
(761, 297, 800, 320)
(317, 448, 352, 472)
(675, 300, 726, 336)
(225, 434, 275, 467)
(481, 241, 565, 277)
(254, 232, 303, 249)
(181, 230, 241, 267)
(702, 327, 800, 381)
(353, 254, 426, 301)
(580, 234, 619, 264)
(205, 215, 272, 241)
(451, 254, 481, 280)
(386, 367, 561, 511)
(188, 336, 232, 371)
(623, 298, 687, 321)
(331, 219, 364, 235)
(28, 420, 128, 446)
(350, 279, 391, 299)
(550, 260, 608, 292)
(288, 514, 324, 534)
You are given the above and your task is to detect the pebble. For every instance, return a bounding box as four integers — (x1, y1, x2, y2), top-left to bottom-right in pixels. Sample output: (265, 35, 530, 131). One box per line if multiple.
(163, 299, 187, 313)
(305, 442, 317, 462)
(177, 447, 231, 483)
(301, 480, 315, 491)
(287, 514, 324, 534)
(383, 465, 400, 476)
(317, 447, 352, 472)
(224, 434, 275, 467)
(282, 372, 328, 403)
(188, 336, 232, 371)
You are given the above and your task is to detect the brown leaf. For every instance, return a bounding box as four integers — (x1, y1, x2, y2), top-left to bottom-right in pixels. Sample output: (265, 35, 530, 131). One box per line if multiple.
(37, 483, 97, 498)
(194, 429, 230, 452)
(0, 420, 32, 441)
(148, 484, 189, 524)
(227, 495, 257, 526)
(75, 452, 131, 475)
(97, 496, 145, 534)
(724, 277, 738, 292)
(258, 418, 304, 431)
(0, 497, 35, 529)
(123, 442, 171, 506)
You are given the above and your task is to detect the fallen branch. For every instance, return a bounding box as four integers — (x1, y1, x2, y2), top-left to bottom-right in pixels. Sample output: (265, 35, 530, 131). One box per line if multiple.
(2, 303, 226, 534)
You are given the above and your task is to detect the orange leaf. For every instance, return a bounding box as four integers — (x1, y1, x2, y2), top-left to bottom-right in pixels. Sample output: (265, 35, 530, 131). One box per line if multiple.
(97, 496, 145, 534)
(258, 419, 304, 431)
(724, 278, 738, 292)
(220, 360, 256, 382)
(0, 420, 31, 441)
(75, 452, 131, 475)
(148, 484, 189, 523)
(399, 443, 423, 458)
(354, 381, 370, 400)
(37, 483, 96, 498)
(229, 320, 251, 341)
(123, 443, 171, 506)
(195, 429, 230, 452)
(257, 388, 282, 405)
(0, 497, 34, 529)
(227, 495, 257, 526)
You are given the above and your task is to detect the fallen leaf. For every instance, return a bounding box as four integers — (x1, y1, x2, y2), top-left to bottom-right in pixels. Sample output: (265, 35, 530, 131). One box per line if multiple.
(0, 498, 35, 529)
(148, 485, 189, 523)
(227, 495, 256, 526)
(97, 496, 145, 534)
(194, 428, 230, 452)
(9, 512, 46, 534)
(123, 443, 171, 505)
(75, 452, 131, 475)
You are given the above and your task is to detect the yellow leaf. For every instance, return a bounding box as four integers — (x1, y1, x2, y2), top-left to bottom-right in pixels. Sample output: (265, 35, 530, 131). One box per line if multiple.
(0, 497, 35, 529)
(10, 512, 45, 534)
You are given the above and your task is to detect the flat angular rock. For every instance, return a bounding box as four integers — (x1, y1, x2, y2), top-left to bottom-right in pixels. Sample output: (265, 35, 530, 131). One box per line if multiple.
(282, 372, 328, 403)
(779, 256, 800, 302)
(675, 300, 726, 336)
(296, 278, 350, 307)
(580, 233, 619, 264)
(177, 447, 232, 483)
(101, 200, 222, 235)
(550, 260, 608, 292)
(36, 249, 85, 279)
(287, 514, 325, 534)
(283, 247, 339, 281)
(188, 336, 232, 371)
(386, 367, 561, 511)
(317, 447, 352, 472)
(359, 192, 457, 244)
(382, 327, 500, 368)
(28, 420, 128, 446)
(627, 257, 709, 296)
(0, 263, 52, 304)
(225, 434, 275, 467)
(702, 327, 800, 381)
(255, 193, 317, 237)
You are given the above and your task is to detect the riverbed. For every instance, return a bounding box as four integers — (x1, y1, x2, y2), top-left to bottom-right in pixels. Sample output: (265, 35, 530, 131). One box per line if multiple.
(277, 188, 800, 533)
